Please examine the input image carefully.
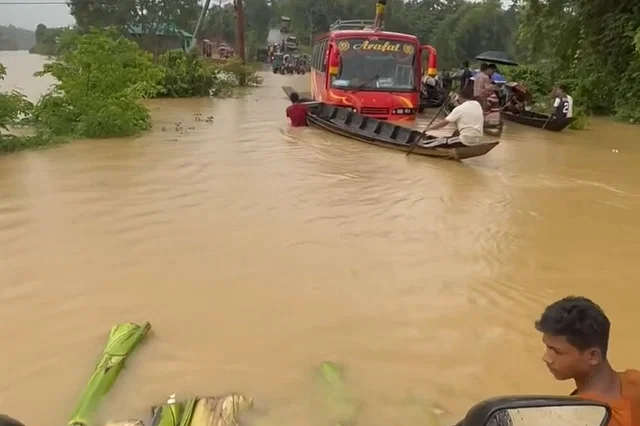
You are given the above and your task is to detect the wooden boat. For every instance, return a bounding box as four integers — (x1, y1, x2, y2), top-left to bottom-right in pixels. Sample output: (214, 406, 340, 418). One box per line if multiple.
(501, 110, 574, 131)
(306, 103, 498, 161)
(282, 86, 313, 102)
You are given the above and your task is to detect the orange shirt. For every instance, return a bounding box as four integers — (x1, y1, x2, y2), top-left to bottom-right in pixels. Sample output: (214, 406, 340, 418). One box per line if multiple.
(574, 370, 640, 426)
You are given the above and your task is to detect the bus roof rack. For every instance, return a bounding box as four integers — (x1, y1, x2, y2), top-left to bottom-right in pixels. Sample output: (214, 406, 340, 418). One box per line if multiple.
(329, 19, 378, 31)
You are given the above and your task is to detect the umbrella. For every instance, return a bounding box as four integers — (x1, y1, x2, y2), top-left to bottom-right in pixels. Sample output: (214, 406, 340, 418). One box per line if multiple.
(475, 51, 518, 66)
(452, 69, 507, 84)
(471, 71, 506, 84)
(451, 70, 507, 84)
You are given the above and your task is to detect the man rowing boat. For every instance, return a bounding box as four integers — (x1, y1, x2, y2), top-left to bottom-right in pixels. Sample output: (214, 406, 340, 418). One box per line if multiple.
(423, 91, 484, 147)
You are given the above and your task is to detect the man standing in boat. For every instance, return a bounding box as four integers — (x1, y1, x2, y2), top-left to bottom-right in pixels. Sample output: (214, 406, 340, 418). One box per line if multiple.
(473, 63, 498, 112)
(424, 91, 484, 147)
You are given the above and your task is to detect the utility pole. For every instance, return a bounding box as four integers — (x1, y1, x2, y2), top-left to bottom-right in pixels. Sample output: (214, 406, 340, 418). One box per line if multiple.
(234, 0, 246, 63)
(216, 0, 222, 50)
(192, 0, 212, 49)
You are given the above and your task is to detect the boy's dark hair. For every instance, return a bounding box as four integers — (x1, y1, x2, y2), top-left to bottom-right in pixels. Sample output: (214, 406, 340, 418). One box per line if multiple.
(535, 296, 610, 358)
(487, 63, 497, 70)
(290, 92, 299, 103)
(1, 415, 26, 426)
(556, 83, 568, 92)
(480, 63, 488, 71)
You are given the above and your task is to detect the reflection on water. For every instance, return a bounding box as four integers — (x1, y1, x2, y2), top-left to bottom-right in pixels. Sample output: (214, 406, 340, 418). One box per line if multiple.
(1, 51, 639, 426)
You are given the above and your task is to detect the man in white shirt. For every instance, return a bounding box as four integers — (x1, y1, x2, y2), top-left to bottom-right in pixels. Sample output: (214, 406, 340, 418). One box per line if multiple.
(424, 92, 485, 147)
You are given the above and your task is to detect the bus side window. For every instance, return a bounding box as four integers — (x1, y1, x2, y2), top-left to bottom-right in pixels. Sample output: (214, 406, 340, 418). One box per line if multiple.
(320, 40, 328, 69)
(312, 42, 318, 69)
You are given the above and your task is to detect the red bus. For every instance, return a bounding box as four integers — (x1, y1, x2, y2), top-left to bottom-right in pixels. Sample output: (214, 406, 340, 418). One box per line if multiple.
(310, 19, 437, 122)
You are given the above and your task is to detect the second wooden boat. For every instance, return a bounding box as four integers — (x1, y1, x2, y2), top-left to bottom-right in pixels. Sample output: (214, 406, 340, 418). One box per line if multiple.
(502, 110, 574, 131)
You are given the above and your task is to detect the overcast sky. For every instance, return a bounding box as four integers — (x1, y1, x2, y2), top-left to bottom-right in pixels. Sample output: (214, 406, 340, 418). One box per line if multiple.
(0, 0, 500, 32)
(0, 0, 74, 30)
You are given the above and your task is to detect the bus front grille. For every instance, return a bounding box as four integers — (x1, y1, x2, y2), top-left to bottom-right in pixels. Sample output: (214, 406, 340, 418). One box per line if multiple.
(360, 107, 390, 115)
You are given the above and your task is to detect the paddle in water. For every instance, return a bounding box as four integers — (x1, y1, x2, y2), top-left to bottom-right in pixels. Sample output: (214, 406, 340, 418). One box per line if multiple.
(407, 100, 448, 155)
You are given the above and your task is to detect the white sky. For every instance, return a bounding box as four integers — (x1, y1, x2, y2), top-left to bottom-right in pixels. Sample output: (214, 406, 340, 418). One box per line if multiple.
(0, 0, 74, 30)
(0, 0, 504, 32)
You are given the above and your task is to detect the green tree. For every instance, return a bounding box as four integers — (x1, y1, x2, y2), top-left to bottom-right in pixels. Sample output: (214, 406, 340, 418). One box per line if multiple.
(517, 0, 640, 121)
(68, 0, 200, 37)
(245, 0, 274, 42)
(35, 24, 47, 44)
(33, 28, 163, 138)
(203, 3, 236, 44)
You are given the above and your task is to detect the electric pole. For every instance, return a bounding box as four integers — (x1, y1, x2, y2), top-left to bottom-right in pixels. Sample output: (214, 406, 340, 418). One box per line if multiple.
(234, 0, 246, 63)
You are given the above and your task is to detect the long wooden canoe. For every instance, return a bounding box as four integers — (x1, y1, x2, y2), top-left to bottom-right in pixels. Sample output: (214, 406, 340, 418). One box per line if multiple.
(306, 103, 499, 161)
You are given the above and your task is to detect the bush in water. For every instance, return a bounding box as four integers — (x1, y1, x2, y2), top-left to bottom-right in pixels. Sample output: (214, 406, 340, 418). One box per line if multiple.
(0, 63, 32, 132)
(0, 62, 61, 153)
(155, 49, 264, 98)
(32, 27, 163, 138)
(157, 49, 219, 97)
(220, 58, 263, 87)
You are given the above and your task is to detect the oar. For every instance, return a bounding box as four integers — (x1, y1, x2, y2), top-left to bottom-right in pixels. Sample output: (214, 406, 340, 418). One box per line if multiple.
(541, 114, 553, 129)
(500, 95, 515, 111)
(406, 101, 448, 156)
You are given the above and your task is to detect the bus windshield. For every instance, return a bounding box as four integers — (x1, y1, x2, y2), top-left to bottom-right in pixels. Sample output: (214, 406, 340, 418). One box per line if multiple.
(331, 38, 417, 91)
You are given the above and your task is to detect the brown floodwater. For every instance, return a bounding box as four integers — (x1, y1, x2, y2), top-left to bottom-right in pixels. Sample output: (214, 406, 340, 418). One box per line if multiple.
(1, 50, 639, 426)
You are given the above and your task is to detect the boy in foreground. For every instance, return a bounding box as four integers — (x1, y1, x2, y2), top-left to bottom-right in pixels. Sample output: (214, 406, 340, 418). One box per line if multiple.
(536, 296, 640, 426)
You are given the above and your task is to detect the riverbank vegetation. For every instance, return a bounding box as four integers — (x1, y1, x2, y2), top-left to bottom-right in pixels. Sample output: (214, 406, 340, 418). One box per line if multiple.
(0, 27, 262, 153)
(29, 24, 64, 56)
(0, 25, 35, 51)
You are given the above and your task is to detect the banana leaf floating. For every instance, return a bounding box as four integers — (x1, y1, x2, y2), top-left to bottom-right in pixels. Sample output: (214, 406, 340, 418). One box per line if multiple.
(69, 322, 152, 426)
(317, 362, 362, 426)
(108, 394, 253, 426)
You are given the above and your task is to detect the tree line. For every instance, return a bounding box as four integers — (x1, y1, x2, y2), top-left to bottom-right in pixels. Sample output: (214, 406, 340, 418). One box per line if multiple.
(1, 28, 262, 154)
(0, 25, 37, 51)
(7, 0, 640, 122)
(64, 0, 640, 121)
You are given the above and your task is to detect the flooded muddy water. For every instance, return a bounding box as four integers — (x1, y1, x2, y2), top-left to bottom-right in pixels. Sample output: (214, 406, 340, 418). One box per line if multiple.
(1, 50, 639, 426)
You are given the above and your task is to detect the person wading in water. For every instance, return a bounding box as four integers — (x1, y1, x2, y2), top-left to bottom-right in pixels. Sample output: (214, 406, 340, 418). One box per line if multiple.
(535, 296, 640, 426)
(285, 92, 309, 127)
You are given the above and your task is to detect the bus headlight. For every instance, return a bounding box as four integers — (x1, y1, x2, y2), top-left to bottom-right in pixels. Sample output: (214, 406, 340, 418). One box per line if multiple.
(392, 108, 416, 115)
